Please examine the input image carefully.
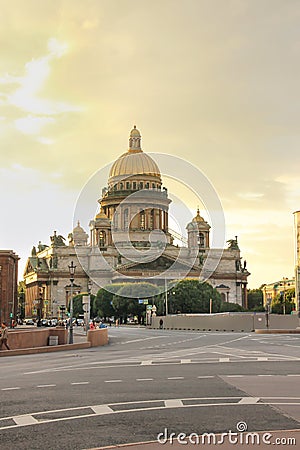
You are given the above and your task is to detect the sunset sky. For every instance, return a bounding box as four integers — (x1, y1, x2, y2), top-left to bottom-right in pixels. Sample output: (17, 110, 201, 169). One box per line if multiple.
(0, 0, 299, 288)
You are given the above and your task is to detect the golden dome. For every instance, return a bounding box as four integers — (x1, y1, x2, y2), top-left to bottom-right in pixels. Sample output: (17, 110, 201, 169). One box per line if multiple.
(109, 152, 160, 179)
(95, 208, 110, 221)
(192, 208, 205, 223)
(108, 126, 161, 182)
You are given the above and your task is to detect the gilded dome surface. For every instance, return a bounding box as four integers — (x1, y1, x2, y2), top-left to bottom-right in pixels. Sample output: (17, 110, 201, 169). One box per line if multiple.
(108, 126, 161, 181)
(192, 208, 205, 223)
(109, 152, 160, 179)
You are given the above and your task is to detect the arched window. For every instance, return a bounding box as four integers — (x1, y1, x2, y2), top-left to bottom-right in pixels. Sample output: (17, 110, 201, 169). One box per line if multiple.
(152, 183, 155, 189)
(145, 182, 149, 189)
(124, 208, 129, 230)
(140, 210, 145, 230)
(126, 182, 130, 190)
(198, 233, 205, 248)
(150, 209, 155, 230)
(119, 182, 123, 190)
(133, 182, 137, 190)
(99, 230, 106, 247)
(139, 182, 143, 189)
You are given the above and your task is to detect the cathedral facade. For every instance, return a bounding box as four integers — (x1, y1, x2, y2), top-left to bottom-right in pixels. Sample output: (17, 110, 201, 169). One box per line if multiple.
(24, 127, 250, 318)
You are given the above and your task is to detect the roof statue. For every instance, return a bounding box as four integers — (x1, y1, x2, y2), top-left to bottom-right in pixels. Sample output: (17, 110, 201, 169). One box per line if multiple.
(50, 231, 66, 247)
(227, 236, 240, 250)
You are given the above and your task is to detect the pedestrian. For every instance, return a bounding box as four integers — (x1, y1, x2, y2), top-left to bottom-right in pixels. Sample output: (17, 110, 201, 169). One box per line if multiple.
(90, 321, 95, 330)
(0, 322, 10, 350)
(159, 318, 164, 329)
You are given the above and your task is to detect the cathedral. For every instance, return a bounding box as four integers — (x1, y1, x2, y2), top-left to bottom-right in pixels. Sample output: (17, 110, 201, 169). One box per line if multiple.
(23, 127, 250, 319)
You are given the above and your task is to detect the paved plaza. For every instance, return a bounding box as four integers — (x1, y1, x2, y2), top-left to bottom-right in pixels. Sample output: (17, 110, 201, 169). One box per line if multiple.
(0, 327, 299, 449)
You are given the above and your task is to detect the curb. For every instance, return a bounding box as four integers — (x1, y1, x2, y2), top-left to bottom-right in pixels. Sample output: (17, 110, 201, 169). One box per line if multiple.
(255, 329, 300, 334)
(0, 342, 91, 357)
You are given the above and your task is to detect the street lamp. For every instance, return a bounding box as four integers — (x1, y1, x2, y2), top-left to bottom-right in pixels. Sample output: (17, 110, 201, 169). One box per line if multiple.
(68, 261, 76, 344)
(265, 295, 272, 329)
(279, 277, 290, 315)
(164, 278, 168, 316)
(85, 279, 93, 334)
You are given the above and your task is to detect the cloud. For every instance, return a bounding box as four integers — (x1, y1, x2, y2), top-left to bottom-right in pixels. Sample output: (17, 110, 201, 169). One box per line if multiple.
(238, 192, 264, 200)
(14, 115, 55, 135)
(0, 37, 82, 140)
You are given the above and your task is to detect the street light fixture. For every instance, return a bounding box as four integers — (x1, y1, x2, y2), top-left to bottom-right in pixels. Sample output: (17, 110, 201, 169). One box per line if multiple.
(68, 261, 76, 344)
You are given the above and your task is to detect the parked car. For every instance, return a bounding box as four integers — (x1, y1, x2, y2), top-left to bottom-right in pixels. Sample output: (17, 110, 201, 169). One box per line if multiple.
(25, 319, 35, 325)
(76, 318, 84, 326)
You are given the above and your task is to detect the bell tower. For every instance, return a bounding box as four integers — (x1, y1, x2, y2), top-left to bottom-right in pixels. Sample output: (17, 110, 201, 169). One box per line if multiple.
(186, 209, 211, 250)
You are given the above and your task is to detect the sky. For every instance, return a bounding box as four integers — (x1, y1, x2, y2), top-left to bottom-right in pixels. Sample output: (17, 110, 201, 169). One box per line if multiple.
(0, 0, 299, 288)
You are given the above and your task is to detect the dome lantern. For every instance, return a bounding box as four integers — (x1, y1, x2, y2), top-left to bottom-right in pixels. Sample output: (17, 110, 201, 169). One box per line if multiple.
(108, 126, 161, 184)
(129, 125, 142, 152)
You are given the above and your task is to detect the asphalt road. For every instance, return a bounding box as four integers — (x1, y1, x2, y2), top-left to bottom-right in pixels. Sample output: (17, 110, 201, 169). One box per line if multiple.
(0, 327, 299, 449)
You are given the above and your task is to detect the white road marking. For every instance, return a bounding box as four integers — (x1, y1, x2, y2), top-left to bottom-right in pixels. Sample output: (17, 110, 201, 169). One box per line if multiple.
(1, 395, 300, 431)
(141, 360, 152, 365)
(90, 405, 114, 414)
(165, 399, 184, 407)
(197, 376, 214, 379)
(105, 380, 122, 383)
(71, 382, 89, 385)
(181, 359, 191, 364)
(226, 375, 244, 378)
(136, 378, 153, 381)
(36, 384, 56, 388)
(257, 357, 268, 361)
(257, 375, 274, 377)
(1, 387, 21, 391)
(167, 377, 184, 380)
(120, 336, 166, 345)
(219, 358, 230, 362)
(13, 415, 38, 425)
(239, 397, 260, 404)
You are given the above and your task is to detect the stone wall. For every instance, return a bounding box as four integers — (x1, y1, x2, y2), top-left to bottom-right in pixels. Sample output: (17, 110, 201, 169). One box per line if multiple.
(151, 313, 300, 332)
(87, 328, 109, 346)
(4, 327, 67, 350)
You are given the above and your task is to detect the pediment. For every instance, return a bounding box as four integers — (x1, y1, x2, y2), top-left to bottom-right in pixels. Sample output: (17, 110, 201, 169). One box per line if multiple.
(24, 257, 36, 276)
(118, 254, 199, 273)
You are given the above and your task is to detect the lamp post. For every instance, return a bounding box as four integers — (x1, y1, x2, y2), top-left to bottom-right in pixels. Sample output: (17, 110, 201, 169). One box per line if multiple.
(265, 295, 271, 329)
(68, 261, 76, 344)
(85, 279, 93, 334)
(279, 277, 290, 315)
(164, 278, 170, 316)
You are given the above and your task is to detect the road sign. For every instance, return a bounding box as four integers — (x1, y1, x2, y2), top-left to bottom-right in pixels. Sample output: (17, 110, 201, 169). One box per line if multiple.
(138, 299, 143, 304)
(146, 305, 152, 310)
(143, 299, 148, 305)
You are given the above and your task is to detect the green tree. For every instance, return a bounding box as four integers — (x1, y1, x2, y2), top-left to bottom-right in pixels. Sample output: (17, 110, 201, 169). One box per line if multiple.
(220, 302, 245, 312)
(247, 288, 264, 311)
(18, 281, 26, 319)
(71, 293, 95, 318)
(271, 288, 295, 314)
(113, 282, 160, 323)
(93, 285, 121, 320)
(166, 279, 221, 314)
